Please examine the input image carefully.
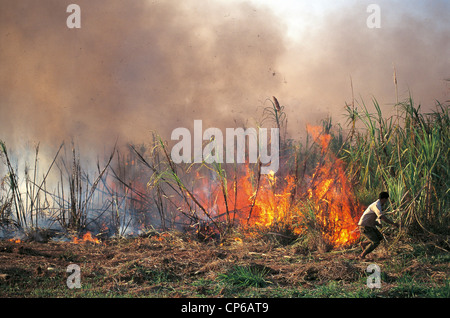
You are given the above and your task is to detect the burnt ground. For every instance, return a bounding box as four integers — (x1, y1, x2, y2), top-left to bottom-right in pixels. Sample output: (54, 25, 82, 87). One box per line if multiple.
(0, 231, 448, 298)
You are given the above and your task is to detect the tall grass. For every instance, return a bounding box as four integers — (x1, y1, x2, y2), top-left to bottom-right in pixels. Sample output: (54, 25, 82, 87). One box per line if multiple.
(0, 141, 63, 232)
(341, 97, 449, 234)
(57, 143, 116, 232)
(1, 94, 447, 241)
(0, 141, 127, 238)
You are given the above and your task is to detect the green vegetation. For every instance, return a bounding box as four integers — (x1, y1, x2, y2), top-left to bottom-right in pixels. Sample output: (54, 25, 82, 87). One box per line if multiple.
(341, 97, 449, 234)
(219, 264, 271, 288)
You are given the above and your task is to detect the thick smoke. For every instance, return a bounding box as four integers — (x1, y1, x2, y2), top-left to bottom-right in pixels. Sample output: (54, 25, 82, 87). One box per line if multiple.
(0, 0, 286, 153)
(0, 0, 448, 152)
(276, 0, 450, 137)
(0, 0, 448, 237)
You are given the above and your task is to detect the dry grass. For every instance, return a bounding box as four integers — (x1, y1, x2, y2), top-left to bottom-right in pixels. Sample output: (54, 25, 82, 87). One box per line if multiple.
(0, 231, 448, 297)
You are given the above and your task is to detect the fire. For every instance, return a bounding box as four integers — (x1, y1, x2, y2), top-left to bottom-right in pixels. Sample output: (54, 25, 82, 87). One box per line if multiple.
(305, 124, 360, 247)
(191, 164, 295, 230)
(152, 233, 170, 242)
(8, 238, 22, 243)
(71, 231, 101, 245)
(186, 124, 360, 248)
(250, 174, 295, 229)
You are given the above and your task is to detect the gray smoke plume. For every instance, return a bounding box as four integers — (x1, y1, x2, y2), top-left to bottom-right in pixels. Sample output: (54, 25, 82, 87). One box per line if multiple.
(277, 0, 450, 136)
(0, 0, 448, 150)
(0, 0, 285, 153)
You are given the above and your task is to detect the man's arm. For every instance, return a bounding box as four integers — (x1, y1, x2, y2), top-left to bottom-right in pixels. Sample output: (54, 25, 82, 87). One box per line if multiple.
(380, 215, 399, 228)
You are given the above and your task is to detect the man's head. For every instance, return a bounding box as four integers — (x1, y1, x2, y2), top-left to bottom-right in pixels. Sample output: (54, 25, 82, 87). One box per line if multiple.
(379, 191, 389, 205)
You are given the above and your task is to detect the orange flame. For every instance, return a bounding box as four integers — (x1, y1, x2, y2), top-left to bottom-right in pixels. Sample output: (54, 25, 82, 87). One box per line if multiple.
(305, 125, 360, 246)
(151, 233, 170, 242)
(71, 231, 101, 245)
(8, 238, 22, 243)
(190, 164, 295, 230)
(185, 124, 360, 248)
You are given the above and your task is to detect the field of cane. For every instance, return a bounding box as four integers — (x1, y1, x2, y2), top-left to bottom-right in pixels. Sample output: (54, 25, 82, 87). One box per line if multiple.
(0, 96, 449, 298)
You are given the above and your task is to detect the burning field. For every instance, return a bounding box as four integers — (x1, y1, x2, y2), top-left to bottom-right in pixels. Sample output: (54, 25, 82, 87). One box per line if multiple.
(0, 102, 367, 248)
(0, 99, 449, 298)
(0, 0, 449, 300)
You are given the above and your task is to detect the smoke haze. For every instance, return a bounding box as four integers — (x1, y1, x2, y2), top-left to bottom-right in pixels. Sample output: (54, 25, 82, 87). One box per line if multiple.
(0, 0, 449, 152)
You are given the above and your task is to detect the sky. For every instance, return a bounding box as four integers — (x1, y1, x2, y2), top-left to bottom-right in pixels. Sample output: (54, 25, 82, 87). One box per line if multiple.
(245, 0, 341, 39)
(246, 0, 450, 132)
(0, 0, 449, 157)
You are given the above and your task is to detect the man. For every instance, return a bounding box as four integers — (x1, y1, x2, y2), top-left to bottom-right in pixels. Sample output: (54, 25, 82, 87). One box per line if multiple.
(358, 192, 399, 259)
